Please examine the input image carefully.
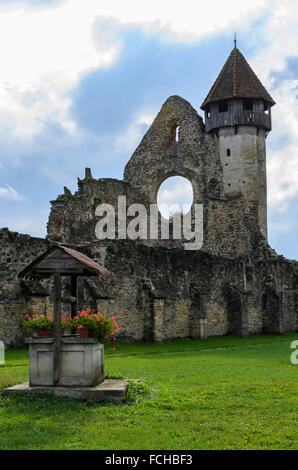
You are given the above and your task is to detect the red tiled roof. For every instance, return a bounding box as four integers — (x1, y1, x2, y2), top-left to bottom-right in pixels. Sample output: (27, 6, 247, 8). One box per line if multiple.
(201, 47, 275, 109)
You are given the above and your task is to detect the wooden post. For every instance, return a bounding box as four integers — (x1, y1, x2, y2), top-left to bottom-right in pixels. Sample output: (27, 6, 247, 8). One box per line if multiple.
(70, 275, 78, 318)
(53, 273, 62, 386)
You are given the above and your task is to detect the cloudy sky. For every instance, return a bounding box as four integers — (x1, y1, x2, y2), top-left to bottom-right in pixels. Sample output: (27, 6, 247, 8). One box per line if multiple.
(0, 0, 297, 259)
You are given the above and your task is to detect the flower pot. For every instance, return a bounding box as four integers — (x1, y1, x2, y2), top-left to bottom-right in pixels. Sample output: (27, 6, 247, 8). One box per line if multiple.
(34, 328, 65, 337)
(78, 328, 94, 338)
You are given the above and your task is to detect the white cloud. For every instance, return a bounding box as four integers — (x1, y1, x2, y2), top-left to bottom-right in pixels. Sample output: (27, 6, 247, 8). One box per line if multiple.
(0, 0, 269, 140)
(0, 185, 24, 201)
(81, 0, 268, 42)
(0, 0, 121, 138)
(247, 1, 298, 209)
(1, 0, 297, 212)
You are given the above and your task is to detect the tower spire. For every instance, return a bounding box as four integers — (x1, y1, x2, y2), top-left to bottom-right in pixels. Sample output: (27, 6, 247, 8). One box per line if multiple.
(201, 47, 275, 110)
(234, 32, 237, 48)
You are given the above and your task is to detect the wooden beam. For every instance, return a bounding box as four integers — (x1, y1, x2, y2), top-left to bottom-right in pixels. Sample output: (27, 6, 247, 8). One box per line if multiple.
(31, 267, 91, 275)
(53, 273, 62, 386)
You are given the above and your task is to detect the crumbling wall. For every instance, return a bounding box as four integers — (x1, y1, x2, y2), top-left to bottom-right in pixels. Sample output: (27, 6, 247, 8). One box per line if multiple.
(0, 229, 50, 346)
(47, 176, 148, 244)
(47, 96, 266, 258)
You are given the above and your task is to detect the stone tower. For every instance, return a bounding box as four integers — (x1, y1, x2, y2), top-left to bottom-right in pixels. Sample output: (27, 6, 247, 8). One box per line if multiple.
(201, 47, 275, 239)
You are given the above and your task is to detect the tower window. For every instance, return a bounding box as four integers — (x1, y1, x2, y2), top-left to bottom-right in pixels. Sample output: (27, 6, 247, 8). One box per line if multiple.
(243, 99, 253, 111)
(175, 126, 180, 142)
(264, 103, 269, 115)
(227, 149, 231, 157)
(219, 101, 228, 113)
(206, 107, 211, 118)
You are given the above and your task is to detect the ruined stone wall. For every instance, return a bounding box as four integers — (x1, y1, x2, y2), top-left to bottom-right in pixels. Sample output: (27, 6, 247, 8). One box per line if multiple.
(47, 96, 267, 258)
(0, 228, 50, 346)
(123, 96, 222, 201)
(1, 95, 297, 347)
(47, 176, 148, 245)
(74, 240, 298, 342)
(0, 228, 297, 346)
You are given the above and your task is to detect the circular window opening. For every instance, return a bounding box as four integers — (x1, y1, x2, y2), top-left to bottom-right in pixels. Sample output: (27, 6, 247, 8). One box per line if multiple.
(157, 176, 193, 219)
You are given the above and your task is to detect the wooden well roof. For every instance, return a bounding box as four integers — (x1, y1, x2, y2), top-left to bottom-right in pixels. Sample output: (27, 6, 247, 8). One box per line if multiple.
(201, 47, 275, 110)
(18, 245, 113, 279)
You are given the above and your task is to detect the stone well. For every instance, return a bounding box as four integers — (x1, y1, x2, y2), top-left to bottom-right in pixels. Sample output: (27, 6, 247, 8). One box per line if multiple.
(26, 336, 104, 387)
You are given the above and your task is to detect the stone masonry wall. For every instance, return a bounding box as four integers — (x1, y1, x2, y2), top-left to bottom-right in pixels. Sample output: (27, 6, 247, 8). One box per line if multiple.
(62, 240, 298, 342)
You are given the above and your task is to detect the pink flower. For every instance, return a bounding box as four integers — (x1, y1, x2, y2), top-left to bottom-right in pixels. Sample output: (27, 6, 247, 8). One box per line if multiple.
(78, 325, 83, 329)
(112, 347, 116, 351)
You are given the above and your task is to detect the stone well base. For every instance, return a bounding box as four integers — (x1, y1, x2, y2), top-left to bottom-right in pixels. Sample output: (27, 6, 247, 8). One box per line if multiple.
(3, 379, 127, 402)
(26, 336, 104, 387)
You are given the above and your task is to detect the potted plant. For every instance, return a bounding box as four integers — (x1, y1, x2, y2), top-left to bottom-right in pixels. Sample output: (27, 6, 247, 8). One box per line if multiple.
(70, 308, 119, 346)
(22, 313, 71, 337)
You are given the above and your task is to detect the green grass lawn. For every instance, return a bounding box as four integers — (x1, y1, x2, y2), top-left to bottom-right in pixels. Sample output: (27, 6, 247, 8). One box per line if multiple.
(0, 333, 297, 450)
